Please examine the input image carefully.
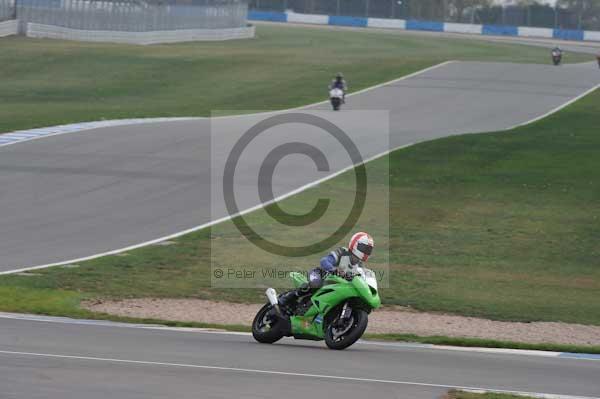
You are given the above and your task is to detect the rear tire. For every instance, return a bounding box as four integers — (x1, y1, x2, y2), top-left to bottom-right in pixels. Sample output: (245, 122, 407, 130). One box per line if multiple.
(324, 308, 368, 350)
(252, 304, 284, 344)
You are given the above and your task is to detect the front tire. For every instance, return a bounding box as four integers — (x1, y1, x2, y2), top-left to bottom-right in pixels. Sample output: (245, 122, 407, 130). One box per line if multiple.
(252, 304, 284, 344)
(331, 98, 341, 111)
(324, 308, 369, 350)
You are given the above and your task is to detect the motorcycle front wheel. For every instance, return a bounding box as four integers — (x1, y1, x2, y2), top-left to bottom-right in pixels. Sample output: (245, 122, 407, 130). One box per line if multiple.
(324, 308, 368, 350)
(331, 98, 341, 111)
(252, 304, 285, 344)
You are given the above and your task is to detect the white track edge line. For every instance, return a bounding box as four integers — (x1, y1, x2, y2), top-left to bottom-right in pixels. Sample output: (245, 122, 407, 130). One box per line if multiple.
(0, 349, 597, 399)
(2, 312, 600, 361)
(507, 82, 600, 130)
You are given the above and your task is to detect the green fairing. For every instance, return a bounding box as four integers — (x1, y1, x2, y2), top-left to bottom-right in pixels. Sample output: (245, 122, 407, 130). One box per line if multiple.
(287, 272, 381, 339)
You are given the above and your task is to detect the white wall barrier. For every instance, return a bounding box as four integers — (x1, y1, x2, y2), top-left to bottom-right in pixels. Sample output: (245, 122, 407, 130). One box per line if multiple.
(25, 23, 255, 44)
(584, 31, 600, 42)
(250, 11, 600, 43)
(367, 18, 406, 30)
(286, 12, 328, 25)
(0, 20, 18, 37)
(518, 27, 553, 38)
(444, 22, 482, 35)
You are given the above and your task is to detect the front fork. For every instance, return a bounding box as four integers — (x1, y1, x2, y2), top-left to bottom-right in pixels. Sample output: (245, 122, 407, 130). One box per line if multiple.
(331, 302, 354, 339)
(266, 288, 281, 315)
(340, 301, 352, 319)
(265, 288, 293, 336)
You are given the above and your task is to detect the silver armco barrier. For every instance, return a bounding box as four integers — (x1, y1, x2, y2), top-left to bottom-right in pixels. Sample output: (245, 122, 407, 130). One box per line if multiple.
(0, 19, 18, 35)
(26, 22, 255, 43)
(0, 0, 15, 21)
(5, 0, 253, 43)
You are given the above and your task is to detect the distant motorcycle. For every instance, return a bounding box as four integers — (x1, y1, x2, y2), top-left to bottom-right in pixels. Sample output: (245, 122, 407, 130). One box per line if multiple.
(596, 54, 600, 69)
(552, 49, 562, 66)
(329, 88, 344, 111)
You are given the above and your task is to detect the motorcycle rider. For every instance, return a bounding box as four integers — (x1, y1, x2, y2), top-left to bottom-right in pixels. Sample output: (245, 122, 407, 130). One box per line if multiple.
(329, 72, 347, 103)
(278, 232, 374, 307)
(551, 46, 562, 62)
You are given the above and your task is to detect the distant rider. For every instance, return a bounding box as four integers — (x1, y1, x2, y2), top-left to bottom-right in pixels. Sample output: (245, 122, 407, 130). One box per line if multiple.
(552, 46, 562, 58)
(278, 232, 374, 307)
(329, 72, 347, 103)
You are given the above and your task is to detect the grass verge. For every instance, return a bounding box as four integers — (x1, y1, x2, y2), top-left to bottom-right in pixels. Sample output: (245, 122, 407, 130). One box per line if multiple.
(0, 24, 591, 133)
(363, 333, 600, 354)
(447, 390, 539, 399)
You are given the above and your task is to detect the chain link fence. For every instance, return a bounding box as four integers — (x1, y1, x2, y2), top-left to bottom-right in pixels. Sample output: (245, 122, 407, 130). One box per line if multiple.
(6, 0, 247, 31)
(0, 0, 16, 21)
(250, 0, 600, 31)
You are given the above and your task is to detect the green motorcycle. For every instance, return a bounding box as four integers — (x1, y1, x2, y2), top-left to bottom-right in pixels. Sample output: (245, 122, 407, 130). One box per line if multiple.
(252, 267, 381, 350)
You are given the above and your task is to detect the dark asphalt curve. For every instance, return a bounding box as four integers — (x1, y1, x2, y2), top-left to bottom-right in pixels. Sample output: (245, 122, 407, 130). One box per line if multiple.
(1, 317, 599, 399)
(1, 61, 599, 271)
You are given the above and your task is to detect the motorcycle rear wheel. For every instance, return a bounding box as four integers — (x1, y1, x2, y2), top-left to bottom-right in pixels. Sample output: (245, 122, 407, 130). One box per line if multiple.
(252, 303, 285, 344)
(324, 308, 368, 350)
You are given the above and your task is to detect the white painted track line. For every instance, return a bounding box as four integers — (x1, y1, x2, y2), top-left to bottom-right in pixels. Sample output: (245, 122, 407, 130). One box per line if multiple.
(0, 349, 597, 399)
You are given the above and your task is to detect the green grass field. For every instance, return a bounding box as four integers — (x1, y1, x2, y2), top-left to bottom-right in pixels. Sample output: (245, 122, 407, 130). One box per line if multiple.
(447, 390, 536, 399)
(1, 24, 598, 336)
(0, 24, 591, 133)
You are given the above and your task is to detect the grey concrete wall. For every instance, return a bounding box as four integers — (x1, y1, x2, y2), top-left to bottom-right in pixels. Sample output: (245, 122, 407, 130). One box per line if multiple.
(0, 19, 17, 37)
(25, 22, 255, 44)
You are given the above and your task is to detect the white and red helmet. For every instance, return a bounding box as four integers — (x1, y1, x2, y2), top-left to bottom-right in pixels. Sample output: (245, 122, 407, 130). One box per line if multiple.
(348, 232, 374, 262)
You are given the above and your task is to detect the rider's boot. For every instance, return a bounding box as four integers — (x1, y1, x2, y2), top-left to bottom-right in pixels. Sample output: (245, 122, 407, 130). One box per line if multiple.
(278, 290, 300, 307)
(278, 284, 311, 307)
